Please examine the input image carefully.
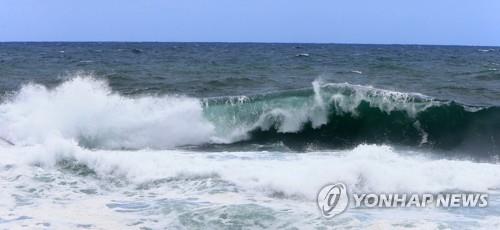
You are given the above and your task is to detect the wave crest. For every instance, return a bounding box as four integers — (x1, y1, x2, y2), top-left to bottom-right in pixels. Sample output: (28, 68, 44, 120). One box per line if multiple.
(0, 76, 215, 149)
(1, 77, 499, 156)
(203, 80, 499, 156)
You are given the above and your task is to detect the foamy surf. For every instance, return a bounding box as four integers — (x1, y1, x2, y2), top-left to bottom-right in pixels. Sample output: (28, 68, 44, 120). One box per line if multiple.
(2, 76, 499, 156)
(1, 142, 500, 229)
(1, 76, 500, 229)
(0, 77, 215, 149)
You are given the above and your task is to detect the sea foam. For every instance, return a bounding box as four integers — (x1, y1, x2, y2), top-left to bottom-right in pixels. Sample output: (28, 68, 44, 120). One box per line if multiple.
(0, 76, 215, 149)
(2, 142, 500, 200)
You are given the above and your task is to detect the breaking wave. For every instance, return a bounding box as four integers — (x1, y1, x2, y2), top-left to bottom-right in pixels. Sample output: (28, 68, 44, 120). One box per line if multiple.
(203, 80, 500, 156)
(1, 76, 499, 156)
(0, 77, 215, 149)
(2, 76, 500, 229)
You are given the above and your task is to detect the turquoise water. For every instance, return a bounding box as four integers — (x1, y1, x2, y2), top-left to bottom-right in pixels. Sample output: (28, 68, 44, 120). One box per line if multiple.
(1, 43, 500, 229)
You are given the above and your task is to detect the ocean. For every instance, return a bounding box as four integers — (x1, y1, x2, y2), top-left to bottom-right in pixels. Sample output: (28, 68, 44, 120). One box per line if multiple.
(1, 42, 500, 229)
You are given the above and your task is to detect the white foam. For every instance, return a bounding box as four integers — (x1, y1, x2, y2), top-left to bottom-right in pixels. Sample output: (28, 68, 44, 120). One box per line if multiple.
(210, 79, 330, 141)
(0, 76, 215, 149)
(205, 80, 440, 144)
(1, 77, 498, 229)
(3, 142, 500, 200)
(2, 141, 500, 228)
(1, 76, 497, 198)
(324, 82, 437, 117)
(0, 76, 444, 148)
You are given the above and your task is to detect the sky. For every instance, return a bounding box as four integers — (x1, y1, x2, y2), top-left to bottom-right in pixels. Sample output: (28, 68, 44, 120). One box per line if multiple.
(0, 0, 499, 46)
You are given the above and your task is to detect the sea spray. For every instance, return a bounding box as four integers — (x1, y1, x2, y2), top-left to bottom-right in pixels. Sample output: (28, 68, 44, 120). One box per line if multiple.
(0, 77, 215, 149)
(1, 76, 499, 156)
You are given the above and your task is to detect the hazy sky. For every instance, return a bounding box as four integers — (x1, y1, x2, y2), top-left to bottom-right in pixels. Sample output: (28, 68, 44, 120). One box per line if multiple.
(1, 0, 499, 46)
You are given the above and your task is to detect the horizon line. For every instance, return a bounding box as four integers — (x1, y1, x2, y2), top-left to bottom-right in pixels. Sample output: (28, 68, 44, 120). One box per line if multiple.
(0, 41, 498, 48)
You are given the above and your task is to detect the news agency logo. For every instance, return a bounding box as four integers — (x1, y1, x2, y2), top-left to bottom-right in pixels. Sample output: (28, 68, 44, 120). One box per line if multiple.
(316, 182, 488, 219)
(317, 183, 349, 218)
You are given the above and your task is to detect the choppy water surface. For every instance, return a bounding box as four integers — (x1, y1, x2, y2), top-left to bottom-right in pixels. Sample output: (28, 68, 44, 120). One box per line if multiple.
(1, 43, 500, 229)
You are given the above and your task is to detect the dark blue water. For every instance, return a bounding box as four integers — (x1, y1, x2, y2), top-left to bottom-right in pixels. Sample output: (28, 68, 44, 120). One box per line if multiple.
(2, 43, 500, 229)
(2, 43, 500, 156)
(1, 43, 499, 105)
